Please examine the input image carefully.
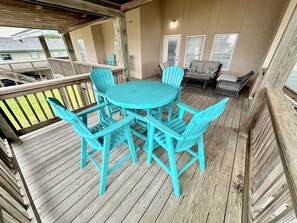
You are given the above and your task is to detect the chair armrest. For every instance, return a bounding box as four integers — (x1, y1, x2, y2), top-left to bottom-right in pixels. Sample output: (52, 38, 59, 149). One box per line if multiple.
(93, 115, 135, 138)
(77, 102, 108, 117)
(145, 115, 184, 140)
(94, 89, 107, 98)
(177, 103, 200, 115)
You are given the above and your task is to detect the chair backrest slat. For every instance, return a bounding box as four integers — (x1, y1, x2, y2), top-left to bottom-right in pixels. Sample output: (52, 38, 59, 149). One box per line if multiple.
(176, 98, 229, 152)
(90, 68, 115, 94)
(162, 66, 184, 89)
(47, 97, 103, 149)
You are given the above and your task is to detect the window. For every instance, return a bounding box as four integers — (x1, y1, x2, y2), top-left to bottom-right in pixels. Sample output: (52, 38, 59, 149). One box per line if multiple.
(285, 62, 297, 93)
(30, 52, 40, 59)
(51, 51, 61, 57)
(77, 39, 88, 62)
(184, 35, 205, 67)
(0, 54, 13, 61)
(210, 33, 238, 70)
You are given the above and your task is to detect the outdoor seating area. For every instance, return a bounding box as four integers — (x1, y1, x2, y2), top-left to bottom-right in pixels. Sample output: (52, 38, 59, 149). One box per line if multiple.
(12, 86, 248, 222)
(0, 0, 297, 222)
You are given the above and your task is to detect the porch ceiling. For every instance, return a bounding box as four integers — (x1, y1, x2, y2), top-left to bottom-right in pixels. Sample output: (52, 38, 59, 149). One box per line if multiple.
(0, 0, 153, 33)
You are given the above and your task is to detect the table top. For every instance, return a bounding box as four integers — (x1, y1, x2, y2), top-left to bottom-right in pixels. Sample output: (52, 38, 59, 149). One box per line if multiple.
(106, 81, 177, 109)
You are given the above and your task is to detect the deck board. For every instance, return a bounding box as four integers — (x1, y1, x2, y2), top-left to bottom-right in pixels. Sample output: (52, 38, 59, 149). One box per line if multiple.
(13, 87, 248, 223)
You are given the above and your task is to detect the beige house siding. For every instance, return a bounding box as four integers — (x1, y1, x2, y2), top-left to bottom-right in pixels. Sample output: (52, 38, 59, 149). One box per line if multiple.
(127, 8, 142, 79)
(140, 0, 162, 79)
(160, 0, 289, 77)
(70, 25, 98, 64)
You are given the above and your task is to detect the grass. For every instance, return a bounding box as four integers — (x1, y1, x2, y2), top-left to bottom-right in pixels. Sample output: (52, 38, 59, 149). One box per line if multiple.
(0, 86, 95, 130)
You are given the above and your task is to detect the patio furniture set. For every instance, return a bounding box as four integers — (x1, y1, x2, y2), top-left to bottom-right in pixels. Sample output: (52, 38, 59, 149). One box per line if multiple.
(159, 60, 254, 97)
(47, 67, 229, 197)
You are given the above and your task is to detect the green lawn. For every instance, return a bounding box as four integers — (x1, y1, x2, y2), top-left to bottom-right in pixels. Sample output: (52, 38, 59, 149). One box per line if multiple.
(0, 86, 95, 130)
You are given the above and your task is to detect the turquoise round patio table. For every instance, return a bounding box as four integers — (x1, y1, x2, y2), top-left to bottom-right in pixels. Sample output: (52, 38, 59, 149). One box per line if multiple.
(106, 81, 177, 109)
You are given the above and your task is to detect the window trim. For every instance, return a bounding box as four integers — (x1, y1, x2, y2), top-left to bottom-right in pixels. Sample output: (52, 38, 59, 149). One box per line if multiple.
(30, 51, 40, 59)
(183, 35, 206, 67)
(77, 39, 88, 62)
(210, 33, 238, 70)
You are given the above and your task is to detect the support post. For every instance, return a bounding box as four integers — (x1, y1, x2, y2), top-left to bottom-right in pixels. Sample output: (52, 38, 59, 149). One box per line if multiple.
(38, 36, 51, 58)
(38, 36, 55, 80)
(113, 17, 130, 81)
(62, 33, 88, 105)
(242, 6, 297, 132)
(0, 108, 22, 145)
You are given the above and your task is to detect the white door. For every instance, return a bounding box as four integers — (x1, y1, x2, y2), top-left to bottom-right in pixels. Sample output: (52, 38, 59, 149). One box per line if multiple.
(163, 35, 181, 66)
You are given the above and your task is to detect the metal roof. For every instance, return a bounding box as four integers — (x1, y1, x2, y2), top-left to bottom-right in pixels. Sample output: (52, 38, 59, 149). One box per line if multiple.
(0, 37, 66, 53)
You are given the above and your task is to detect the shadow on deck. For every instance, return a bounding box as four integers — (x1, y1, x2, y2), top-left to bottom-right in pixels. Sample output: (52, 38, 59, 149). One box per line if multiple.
(13, 87, 248, 223)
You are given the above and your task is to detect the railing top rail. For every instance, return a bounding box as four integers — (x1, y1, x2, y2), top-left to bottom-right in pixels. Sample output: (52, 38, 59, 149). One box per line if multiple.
(0, 73, 90, 100)
(0, 59, 48, 65)
(266, 87, 297, 215)
(48, 57, 123, 73)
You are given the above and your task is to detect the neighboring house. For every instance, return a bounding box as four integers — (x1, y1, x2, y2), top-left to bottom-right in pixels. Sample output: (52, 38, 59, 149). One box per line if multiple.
(0, 37, 67, 62)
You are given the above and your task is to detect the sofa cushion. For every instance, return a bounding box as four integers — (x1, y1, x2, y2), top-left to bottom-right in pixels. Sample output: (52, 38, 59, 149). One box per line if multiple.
(217, 74, 238, 82)
(190, 60, 204, 72)
(202, 61, 221, 73)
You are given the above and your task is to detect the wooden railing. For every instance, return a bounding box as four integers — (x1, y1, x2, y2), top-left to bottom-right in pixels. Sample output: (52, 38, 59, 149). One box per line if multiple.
(48, 57, 124, 83)
(0, 59, 49, 73)
(0, 137, 40, 222)
(246, 88, 297, 222)
(0, 68, 36, 84)
(0, 70, 122, 139)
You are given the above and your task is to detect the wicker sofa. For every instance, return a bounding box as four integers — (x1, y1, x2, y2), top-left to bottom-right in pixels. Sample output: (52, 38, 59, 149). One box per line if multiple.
(184, 60, 222, 91)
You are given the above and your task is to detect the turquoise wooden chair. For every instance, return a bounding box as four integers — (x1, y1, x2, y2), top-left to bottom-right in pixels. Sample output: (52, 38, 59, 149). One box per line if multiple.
(145, 98, 229, 197)
(161, 66, 184, 119)
(90, 68, 121, 117)
(47, 97, 138, 195)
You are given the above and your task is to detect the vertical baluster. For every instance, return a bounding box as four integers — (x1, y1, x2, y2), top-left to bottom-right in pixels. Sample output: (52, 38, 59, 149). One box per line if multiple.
(64, 86, 74, 110)
(42, 91, 55, 117)
(84, 82, 91, 104)
(24, 95, 40, 123)
(71, 85, 80, 109)
(33, 93, 48, 120)
(89, 82, 96, 103)
(13, 97, 32, 126)
(2, 100, 23, 129)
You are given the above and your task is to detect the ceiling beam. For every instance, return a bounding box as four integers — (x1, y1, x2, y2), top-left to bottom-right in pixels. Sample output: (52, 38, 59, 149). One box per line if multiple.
(121, 0, 154, 12)
(58, 17, 106, 33)
(28, 0, 125, 18)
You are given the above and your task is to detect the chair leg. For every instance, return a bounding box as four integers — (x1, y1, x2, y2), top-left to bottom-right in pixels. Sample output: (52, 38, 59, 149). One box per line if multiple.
(80, 138, 87, 169)
(124, 125, 138, 164)
(146, 125, 155, 164)
(167, 136, 180, 197)
(168, 102, 173, 121)
(99, 146, 110, 195)
(198, 135, 205, 171)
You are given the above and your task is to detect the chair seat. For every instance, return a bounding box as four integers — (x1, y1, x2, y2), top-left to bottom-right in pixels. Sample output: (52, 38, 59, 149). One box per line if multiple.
(90, 117, 127, 148)
(154, 118, 187, 149)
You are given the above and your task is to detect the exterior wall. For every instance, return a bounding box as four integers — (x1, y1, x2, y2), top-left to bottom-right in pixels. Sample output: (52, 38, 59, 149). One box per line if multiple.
(100, 21, 116, 60)
(140, 0, 162, 79)
(127, 8, 142, 79)
(160, 0, 289, 77)
(91, 24, 106, 62)
(70, 25, 98, 64)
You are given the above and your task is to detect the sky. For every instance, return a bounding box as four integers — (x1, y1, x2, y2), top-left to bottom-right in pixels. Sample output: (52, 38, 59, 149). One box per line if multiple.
(0, 27, 27, 37)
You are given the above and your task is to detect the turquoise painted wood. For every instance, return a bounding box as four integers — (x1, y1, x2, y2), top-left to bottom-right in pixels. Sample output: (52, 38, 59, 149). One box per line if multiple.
(106, 81, 177, 109)
(107, 53, 116, 66)
(161, 66, 184, 119)
(90, 68, 121, 117)
(145, 98, 229, 197)
(46, 97, 138, 195)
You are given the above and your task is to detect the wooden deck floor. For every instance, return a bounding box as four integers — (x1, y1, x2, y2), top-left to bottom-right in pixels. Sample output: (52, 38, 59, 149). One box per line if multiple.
(13, 87, 248, 223)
